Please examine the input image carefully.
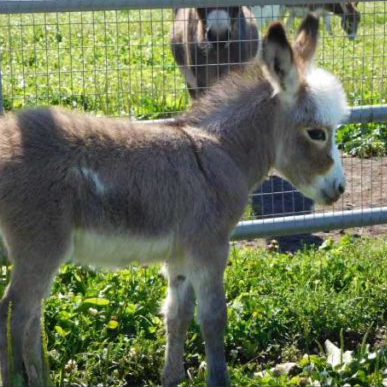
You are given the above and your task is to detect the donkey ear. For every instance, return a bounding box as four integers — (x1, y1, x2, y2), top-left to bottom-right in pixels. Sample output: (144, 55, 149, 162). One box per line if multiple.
(260, 21, 300, 97)
(293, 13, 319, 65)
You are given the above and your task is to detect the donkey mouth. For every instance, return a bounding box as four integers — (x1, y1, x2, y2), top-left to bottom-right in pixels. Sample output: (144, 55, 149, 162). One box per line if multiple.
(206, 29, 230, 45)
(320, 189, 341, 205)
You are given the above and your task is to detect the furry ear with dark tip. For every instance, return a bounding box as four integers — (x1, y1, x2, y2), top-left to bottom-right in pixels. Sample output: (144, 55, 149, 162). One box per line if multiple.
(260, 21, 300, 99)
(293, 13, 319, 67)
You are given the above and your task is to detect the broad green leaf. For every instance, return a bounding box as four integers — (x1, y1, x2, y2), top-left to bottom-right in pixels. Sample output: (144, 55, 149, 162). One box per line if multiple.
(83, 298, 110, 306)
(107, 320, 118, 329)
(55, 325, 67, 337)
(125, 303, 136, 315)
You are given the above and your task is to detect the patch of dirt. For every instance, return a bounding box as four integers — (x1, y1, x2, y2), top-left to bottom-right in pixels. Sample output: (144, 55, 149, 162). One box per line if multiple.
(235, 156, 387, 252)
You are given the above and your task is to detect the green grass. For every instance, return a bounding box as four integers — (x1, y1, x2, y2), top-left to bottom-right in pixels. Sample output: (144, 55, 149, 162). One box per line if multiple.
(1, 236, 387, 385)
(0, 9, 189, 118)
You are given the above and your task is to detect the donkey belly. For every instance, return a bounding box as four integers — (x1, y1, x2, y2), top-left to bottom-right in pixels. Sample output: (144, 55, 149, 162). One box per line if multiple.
(71, 229, 174, 268)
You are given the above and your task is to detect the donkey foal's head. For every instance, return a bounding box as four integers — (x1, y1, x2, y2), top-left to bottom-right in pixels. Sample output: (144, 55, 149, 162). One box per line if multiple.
(261, 14, 348, 205)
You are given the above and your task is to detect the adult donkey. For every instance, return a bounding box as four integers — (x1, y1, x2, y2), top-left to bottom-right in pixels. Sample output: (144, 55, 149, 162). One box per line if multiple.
(170, 7, 259, 98)
(0, 15, 347, 387)
(285, 2, 361, 39)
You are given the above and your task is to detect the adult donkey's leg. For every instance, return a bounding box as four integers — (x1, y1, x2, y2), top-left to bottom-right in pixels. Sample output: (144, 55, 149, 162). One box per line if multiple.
(323, 13, 333, 35)
(188, 242, 229, 387)
(162, 263, 195, 387)
(0, 224, 70, 386)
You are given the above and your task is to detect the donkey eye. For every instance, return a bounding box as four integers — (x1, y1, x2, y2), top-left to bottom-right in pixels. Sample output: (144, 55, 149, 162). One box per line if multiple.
(307, 129, 326, 142)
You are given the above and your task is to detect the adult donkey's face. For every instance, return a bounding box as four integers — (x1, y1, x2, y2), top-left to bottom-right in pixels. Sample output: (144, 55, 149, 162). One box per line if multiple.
(196, 7, 241, 43)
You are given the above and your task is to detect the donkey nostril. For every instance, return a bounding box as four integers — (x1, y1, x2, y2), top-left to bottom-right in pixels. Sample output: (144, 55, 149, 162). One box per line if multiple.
(338, 184, 345, 194)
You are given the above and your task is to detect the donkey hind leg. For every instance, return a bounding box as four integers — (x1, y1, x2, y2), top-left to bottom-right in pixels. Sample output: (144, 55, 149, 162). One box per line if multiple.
(0, 232, 69, 386)
(188, 244, 230, 387)
(161, 264, 195, 387)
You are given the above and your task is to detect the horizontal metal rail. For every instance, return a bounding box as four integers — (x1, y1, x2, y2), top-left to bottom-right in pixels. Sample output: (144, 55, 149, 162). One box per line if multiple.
(232, 207, 387, 240)
(0, 0, 376, 14)
(144, 105, 387, 125)
(346, 105, 387, 124)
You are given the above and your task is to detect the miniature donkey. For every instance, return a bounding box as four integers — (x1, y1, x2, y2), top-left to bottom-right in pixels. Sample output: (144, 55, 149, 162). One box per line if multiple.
(0, 15, 348, 387)
(170, 7, 259, 98)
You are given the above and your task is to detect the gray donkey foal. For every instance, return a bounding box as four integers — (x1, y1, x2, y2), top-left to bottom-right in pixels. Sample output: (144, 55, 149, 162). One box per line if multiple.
(0, 15, 347, 386)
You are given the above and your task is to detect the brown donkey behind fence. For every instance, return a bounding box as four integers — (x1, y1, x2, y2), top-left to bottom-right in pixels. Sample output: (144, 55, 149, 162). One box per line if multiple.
(170, 7, 259, 98)
(0, 15, 347, 387)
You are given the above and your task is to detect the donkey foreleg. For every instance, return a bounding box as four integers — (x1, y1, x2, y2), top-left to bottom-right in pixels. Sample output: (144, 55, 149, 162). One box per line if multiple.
(162, 265, 195, 387)
(188, 245, 229, 387)
(196, 282, 228, 386)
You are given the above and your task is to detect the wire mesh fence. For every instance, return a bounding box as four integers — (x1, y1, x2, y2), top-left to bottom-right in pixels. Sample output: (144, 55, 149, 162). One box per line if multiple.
(0, 9, 185, 118)
(0, 0, 386, 239)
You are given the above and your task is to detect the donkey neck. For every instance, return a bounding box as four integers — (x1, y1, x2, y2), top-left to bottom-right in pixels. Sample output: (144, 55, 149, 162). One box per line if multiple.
(183, 79, 278, 190)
